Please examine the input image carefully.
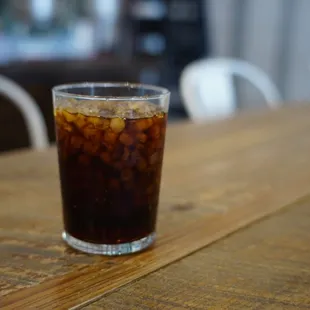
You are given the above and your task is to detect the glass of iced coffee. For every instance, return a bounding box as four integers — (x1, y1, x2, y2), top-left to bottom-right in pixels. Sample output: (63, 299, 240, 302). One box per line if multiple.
(52, 83, 170, 255)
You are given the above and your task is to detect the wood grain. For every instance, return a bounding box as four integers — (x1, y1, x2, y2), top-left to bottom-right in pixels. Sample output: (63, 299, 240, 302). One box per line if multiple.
(1, 104, 310, 308)
(86, 195, 310, 310)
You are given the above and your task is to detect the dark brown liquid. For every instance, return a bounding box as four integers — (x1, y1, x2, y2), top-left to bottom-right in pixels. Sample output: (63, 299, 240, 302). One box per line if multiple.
(55, 107, 167, 244)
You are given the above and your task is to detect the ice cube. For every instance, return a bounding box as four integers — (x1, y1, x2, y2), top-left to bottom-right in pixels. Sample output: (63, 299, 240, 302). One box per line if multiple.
(119, 132, 134, 146)
(110, 118, 125, 133)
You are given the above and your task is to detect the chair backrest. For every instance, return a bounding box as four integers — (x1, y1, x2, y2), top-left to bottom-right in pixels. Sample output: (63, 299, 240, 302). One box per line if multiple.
(180, 58, 282, 122)
(0, 74, 48, 150)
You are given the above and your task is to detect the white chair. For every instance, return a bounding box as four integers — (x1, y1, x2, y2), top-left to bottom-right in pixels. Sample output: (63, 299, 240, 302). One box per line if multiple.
(180, 58, 282, 122)
(0, 74, 49, 149)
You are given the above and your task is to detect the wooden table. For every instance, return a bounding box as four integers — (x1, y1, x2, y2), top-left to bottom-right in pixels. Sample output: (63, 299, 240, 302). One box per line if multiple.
(1, 105, 310, 309)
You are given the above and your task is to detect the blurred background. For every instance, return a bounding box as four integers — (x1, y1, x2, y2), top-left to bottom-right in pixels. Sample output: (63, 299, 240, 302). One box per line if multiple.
(0, 0, 308, 151)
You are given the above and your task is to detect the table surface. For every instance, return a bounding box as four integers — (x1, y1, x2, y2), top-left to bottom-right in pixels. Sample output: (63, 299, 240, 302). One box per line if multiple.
(1, 105, 310, 309)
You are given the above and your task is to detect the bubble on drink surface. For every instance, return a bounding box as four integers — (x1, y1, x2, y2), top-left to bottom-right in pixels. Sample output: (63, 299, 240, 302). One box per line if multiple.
(56, 98, 163, 119)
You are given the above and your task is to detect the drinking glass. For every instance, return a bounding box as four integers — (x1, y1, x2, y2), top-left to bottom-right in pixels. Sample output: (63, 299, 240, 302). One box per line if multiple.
(52, 83, 170, 255)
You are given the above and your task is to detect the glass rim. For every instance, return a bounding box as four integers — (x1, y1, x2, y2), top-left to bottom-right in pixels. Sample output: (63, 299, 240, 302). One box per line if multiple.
(52, 82, 170, 101)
